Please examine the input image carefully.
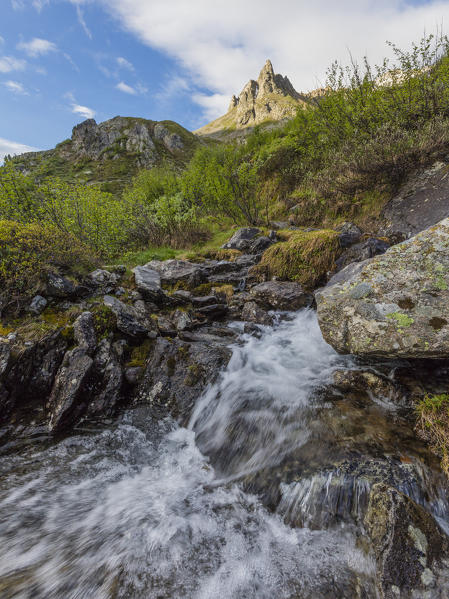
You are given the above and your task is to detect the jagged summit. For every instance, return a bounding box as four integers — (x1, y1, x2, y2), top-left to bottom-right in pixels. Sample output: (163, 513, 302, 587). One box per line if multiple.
(196, 59, 309, 136)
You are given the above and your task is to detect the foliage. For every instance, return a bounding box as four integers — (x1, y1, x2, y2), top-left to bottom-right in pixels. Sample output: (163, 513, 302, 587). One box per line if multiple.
(255, 229, 341, 288)
(416, 393, 449, 476)
(0, 220, 96, 311)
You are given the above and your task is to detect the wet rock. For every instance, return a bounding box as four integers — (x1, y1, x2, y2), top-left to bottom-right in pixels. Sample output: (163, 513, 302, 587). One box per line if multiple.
(241, 301, 274, 326)
(86, 339, 123, 418)
(195, 303, 228, 320)
(222, 227, 260, 251)
(125, 366, 143, 386)
(73, 311, 97, 355)
(104, 295, 154, 340)
(136, 336, 231, 423)
(132, 265, 164, 303)
(316, 217, 449, 358)
(243, 322, 263, 338)
(235, 254, 259, 268)
(171, 290, 192, 304)
(250, 281, 313, 311)
(332, 369, 407, 404)
(172, 310, 194, 332)
(48, 347, 93, 431)
(335, 237, 390, 271)
(47, 273, 76, 298)
(192, 295, 220, 307)
(28, 295, 47, 315)
(365, 483, 449, 598)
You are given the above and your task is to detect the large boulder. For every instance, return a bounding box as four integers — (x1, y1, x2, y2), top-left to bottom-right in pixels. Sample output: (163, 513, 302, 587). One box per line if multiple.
(222, 227, 260, 251)
(250, 281, 313, 311)
(104, 295, 156, 340)
(382, 160, 449, 238)
(316, 218, 449, 358)
(143, 260, 204, 287)
(132, 265, 164, 302)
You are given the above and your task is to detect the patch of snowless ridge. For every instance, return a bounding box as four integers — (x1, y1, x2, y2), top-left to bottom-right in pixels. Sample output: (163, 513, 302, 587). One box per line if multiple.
(0, 311, 377, 598)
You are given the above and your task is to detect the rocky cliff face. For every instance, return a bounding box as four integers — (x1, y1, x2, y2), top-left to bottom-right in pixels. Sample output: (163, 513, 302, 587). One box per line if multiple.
(196, 60, 310, 137)
(12, 116, 201, 194)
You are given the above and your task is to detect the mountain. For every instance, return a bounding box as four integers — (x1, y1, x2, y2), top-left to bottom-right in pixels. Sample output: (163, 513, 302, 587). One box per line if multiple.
(11, 116, 201, 194)
(195, 60, 311, 138)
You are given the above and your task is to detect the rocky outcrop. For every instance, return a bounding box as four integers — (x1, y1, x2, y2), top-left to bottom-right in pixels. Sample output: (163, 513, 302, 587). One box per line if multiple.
(316, 217, 449, 358)
(249, 281, 313, 311)
(195, 60, 311, 136)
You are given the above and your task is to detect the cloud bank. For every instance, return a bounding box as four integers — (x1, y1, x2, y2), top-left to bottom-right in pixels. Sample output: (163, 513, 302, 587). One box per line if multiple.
(0, 137, 39, 163)
(98, 0, 449, 120)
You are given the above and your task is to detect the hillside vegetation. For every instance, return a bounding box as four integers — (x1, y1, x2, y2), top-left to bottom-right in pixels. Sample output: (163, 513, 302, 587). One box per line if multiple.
(1, 33, 449, 270)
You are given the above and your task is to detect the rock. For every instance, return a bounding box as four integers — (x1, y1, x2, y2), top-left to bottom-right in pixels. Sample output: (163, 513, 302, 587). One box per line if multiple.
(241, 301, 274, 326)
(125, 366, 143, 386)
(136, 336, 231, 423)
(88, 269, 120, 290)
(332, 369, 407, 404)
(325, 260, 368, 287)
(247, 236, 273, 254)
(172, 310, 194, 332)
(143, 260, 203, 288)
(104, 295, 153, 340)
(195, 304, 228, 320)
(250, 281, 313, 311)
(222, 228, 260, 251)
(382, 160, 449, 238)
(157, 316, 177, 336)
(48, 347, 93, 431)
(337, 222, 362, 248)
(132, 265, 164, 302)
(47, 273, 76, 298)
(86, 339, 123, 418)
(28, 295, 47, 315)
(171, 290, 192, 304)
(316, 217, 449, 358)
(335, 237, 390, 271)
(365, 483, 449, 598)
(191, 295, 220, 307)
(73, 311, 97, 355)
(270, 221, 289, 230)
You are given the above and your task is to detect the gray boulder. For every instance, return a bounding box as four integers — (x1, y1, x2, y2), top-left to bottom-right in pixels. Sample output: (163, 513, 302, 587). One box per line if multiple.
(250, 281, 313, 311)
(222, 227, 260, 251)
(335, 237, 390, 271)
(28, 295, 47, 315)
(133, 265, 164, 302)
(47, 273, 76, 298)
(73, 311, 97, 355)
(316, 217, 449, 358)
(86, 339, 123, 418)
(143, 260, 203, 287)
(241, 301, 274, 326)
(104, 295, 155, 340)
(337, 222, 362, 248)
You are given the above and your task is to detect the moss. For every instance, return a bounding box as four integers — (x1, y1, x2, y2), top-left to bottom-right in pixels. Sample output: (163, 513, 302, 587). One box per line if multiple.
(256, 229, 341, 288)
(386, 312, 414, 328)
(91, 304, 116, 339)
(126, 339, 153, 368)
(184, 363, 202, 386)
(0, 323, 14, 336)
(416, 394, 449, 476)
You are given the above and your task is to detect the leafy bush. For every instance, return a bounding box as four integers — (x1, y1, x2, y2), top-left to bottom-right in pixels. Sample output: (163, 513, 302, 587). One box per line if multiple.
(0, 220, 97, 312)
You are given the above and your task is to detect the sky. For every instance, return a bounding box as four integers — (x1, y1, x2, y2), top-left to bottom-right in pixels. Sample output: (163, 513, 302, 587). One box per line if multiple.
(2, 0, 449, 161)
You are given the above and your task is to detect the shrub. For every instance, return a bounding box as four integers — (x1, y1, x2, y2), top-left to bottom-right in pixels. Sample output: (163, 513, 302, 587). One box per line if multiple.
(416, 393, 449, 476)
(0, 220, 97, 312)
(255, 229, 341, 288)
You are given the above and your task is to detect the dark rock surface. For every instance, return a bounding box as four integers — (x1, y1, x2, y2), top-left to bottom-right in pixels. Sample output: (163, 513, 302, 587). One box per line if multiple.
(250, 281, 313, 311)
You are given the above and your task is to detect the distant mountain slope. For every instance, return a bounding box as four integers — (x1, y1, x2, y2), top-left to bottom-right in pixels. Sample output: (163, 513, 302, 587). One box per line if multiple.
(195, 60, 312, 138)
(11, 116, 202, 194)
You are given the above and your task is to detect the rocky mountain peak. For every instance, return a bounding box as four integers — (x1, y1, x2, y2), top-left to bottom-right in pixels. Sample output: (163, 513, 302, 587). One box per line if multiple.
(196, 60, 308, 136)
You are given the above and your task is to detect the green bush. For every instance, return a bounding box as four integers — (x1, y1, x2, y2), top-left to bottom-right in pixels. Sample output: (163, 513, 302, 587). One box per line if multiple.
(0, 220, 97, 311)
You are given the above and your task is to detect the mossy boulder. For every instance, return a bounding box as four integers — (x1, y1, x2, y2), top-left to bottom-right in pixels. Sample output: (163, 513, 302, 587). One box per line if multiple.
(316, 217, 449, 358)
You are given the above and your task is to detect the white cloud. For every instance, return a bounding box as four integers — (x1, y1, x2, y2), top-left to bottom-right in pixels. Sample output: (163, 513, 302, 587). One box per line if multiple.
(98, 0, 449, 120)
(17, 38, 57, 58)
(0, 137, 39, 163)
(71, 103, 96, 119)
(4, 80, 28, 94)
(0, 56, 26, 73)
(32, 0, 50, 10)
(116, 81, 137, 94)
(117, 56, 134, 71)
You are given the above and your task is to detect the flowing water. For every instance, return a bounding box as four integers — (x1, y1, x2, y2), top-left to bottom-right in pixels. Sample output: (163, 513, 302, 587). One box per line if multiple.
(0, 310, 448, 598)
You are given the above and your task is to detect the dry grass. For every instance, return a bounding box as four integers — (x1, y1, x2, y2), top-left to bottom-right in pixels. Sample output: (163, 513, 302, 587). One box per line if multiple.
(255, 229, 341, 288)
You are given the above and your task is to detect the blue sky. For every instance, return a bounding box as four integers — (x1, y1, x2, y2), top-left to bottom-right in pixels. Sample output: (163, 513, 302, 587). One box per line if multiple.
(2, 0, 449, 160)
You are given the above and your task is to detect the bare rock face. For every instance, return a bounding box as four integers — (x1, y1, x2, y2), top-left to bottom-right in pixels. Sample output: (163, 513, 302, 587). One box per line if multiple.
(316, 217, 449, 358)
(196, 60, 310, 135)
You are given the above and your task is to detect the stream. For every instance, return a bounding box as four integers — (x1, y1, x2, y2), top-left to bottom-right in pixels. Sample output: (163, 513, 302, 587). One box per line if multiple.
(0, 310, 448, 598)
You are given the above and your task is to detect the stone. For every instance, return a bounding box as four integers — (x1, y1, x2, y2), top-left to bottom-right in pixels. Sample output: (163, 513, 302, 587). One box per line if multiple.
(365, 483, 449, 598)
(88, 269, 120, 288)
(143, 260, 203, 288)
(47, 273, 76, 298)
(241, 301, 274, 326)
(332, 369, 407, 404)
(172, 310, 194, 332)
(125, 366, 143, 386)
(337, 222, 362, 248)
(247, 236, 273, 254)
(335, 238, 390, 271)
(195, 304, 228, 320)
(104, 295, 153, 340)
(86, 339, 123, 418)
(48, 347, 93, 431)
(28, 295, 47, 315)
(222, 228, 260, 251)
(136, 336, 231, 423)
(316, 217, 449, 358)
(382, 160, 449, 237)
(73, 312, 97, 355)
(157, 316, 177, 336)
(250, 281, 313, 311)
(132, 265, 164, 302)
